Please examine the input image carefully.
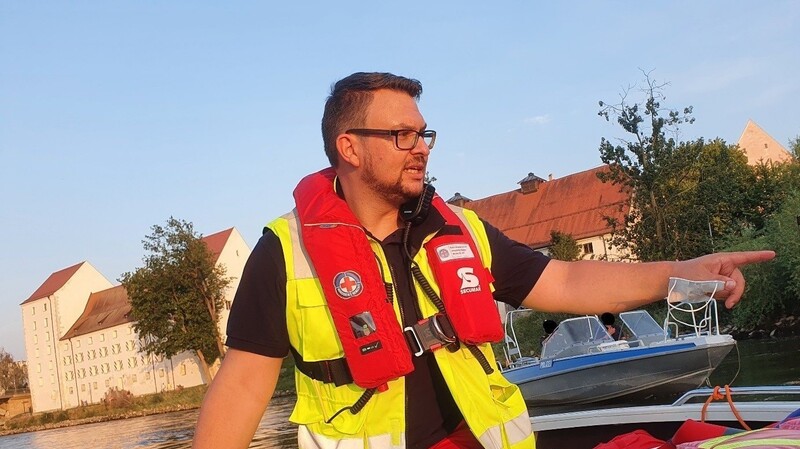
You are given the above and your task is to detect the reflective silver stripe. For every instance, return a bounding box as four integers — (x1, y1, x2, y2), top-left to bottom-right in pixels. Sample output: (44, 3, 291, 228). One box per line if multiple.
(504, 410, 533, 445)
(477, 410, 533, 449)
(448, 205, 482, 246)
(478, 426, 504, 449)
(283, 209, 315, 279)
(297, 425, 405, 449)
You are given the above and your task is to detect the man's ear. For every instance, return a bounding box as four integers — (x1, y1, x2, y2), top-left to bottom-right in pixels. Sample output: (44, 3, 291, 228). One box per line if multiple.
(337, 134, 361, 168)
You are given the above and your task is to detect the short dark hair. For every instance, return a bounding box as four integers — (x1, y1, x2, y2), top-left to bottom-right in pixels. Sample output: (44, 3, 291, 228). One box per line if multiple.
(600, 312, 616, 326)
(321, 72, 423, 167)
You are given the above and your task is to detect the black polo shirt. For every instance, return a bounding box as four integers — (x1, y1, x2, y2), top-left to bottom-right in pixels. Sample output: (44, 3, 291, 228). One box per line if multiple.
(226, 207, 550, 449)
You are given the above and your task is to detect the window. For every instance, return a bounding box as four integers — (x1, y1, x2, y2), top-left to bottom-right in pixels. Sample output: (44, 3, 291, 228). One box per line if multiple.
(32, 306, 36, 315)
(100, 333, 105, 342)
(33, 335, 38, 345)
(35, 348, 40, 358)
(127, 357, 137, 369)
(113, 330, 118, 339)
(112, 343, 121, 354)
(76, 353, 84, 363)
(158, 368, 165, 378)
(100, 347, 108, 357)
(63, 343, 69, 351)
(88, 337, 93, 345)
(81, 384, 86, 392)
(93, 382, 98, 390)
(101, 363, 110, 374)
(582, 242, 594, 254)
(65, 371, 74, 381)
(105, 379, 111, 388)
(33, 321, 37, 331)
(114, 360, 123, 371)
(47, 346, 51, 355)
(63, 355, 72, 365)
(36, 363, 41, 373)
(44, 317, 49, 328)
(69, 386, 74, 395)
(43, 303, 47, 311)
(145, 372, 151, 381)
(180, 363, 187, 376)
(76, 339, 81, 348)
(50, 374, 55, 384)
(45, 331, 50, 342)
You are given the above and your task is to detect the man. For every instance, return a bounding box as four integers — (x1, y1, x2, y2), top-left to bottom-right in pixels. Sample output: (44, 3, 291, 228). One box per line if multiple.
(192, 72, 774, 449)
(601, 313, 622, 341)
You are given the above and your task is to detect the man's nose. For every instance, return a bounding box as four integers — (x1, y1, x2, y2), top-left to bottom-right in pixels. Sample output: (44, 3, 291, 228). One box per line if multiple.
(410, 139, 431, 156)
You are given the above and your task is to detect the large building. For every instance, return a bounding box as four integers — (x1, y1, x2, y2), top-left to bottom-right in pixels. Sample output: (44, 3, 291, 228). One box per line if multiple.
(453, 165, 631, 261)
(737, 120, 793, 166)
(20, 228, 250, 413)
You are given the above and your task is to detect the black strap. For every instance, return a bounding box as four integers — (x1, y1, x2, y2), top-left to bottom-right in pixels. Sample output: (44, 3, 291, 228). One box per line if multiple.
(289, 346, 354, 387)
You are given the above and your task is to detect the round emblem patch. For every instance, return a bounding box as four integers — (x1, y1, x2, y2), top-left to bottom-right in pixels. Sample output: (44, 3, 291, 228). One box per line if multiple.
(334, 271, 363, 299)
(438, 248, 450, 259)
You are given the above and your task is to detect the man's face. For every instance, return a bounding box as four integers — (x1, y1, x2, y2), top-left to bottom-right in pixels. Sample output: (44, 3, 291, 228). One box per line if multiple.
(357, 89, 430, 205)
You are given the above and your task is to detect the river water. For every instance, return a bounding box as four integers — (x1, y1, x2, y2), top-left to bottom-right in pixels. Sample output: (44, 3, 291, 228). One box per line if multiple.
(2, 337, 798, 449)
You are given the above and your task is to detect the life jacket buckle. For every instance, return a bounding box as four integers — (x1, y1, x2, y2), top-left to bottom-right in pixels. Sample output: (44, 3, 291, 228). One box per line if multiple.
(403, 313, 458, 357)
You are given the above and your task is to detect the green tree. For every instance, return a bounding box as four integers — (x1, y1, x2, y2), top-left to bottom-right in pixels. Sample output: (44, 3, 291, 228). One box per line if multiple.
(789, 135, 800, 159)
(548, 230, 580, 261)
(597, 73, 753, 261)
(0, 348, 28, 393)
(120, 218, 230, 383)
(724, 190, 800, 328)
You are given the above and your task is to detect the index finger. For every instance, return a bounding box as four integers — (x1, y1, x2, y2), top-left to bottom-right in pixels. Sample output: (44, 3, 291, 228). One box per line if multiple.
(718, 250, 775, 266)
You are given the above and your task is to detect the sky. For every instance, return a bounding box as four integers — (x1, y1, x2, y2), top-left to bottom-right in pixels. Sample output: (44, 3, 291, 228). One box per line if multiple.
(1, 1, 798, 360)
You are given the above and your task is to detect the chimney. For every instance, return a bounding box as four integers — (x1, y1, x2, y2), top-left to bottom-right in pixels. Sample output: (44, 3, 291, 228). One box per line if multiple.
(518, 172, 547, 194)
(446, 192, 472, 207)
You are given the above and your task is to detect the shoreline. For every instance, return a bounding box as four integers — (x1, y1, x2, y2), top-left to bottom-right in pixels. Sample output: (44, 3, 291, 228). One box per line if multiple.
(0, 389, 296, 437)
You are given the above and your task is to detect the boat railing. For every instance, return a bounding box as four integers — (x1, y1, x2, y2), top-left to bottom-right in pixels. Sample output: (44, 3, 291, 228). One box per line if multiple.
(665, 277, 725, 338)
(672, 385, 800, 406)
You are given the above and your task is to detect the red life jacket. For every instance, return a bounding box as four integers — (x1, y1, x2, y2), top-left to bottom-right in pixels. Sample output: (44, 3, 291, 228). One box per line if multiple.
(293, 168, 503, 389)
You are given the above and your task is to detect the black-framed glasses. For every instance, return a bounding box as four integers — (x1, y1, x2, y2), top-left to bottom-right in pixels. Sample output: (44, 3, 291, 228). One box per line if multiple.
(346, 128, 436, 150)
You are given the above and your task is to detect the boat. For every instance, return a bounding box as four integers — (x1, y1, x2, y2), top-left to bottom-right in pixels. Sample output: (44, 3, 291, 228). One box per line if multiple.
(531, 385, 800, 448)
(501, 278, 737, 410)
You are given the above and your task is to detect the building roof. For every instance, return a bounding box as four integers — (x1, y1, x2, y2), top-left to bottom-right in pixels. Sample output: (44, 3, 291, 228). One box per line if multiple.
(737, 120, 793, 165)
(462, 165, 630, 249)
(21, 262, 86, 305)
(202, 228, 234, 262)
(60, 285, 132, 340)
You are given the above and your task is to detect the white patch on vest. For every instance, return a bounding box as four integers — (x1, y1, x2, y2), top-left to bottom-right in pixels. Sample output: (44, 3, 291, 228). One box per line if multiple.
(435, 243, 475, 262)
(457, 267, 481, 294)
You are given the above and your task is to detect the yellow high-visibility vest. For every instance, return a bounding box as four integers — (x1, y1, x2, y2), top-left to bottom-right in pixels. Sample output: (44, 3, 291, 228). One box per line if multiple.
(267, 205, 534, 449)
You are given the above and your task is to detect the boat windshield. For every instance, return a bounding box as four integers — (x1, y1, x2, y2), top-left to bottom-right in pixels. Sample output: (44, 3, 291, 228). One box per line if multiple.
(619, 310, 667, 344)
(541, 316, 613, 359)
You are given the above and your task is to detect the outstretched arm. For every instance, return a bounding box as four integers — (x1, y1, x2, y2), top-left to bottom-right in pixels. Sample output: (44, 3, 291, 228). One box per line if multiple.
(522, 251, 776, 314)
(192, 349, 283, 449)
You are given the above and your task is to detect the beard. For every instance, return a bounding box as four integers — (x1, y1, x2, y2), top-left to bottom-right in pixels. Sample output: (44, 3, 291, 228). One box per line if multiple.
(361, 156, 425, 205)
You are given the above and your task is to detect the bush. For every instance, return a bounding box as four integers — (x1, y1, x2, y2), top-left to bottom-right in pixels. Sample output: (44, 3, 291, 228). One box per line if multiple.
(102, 388, 134, 409)
(724, 190, 800, 328)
